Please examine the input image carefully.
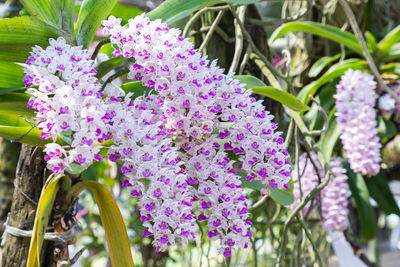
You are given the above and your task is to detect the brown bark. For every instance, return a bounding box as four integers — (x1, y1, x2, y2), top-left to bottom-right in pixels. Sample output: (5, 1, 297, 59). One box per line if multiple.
(1, 144, 48, 267)
(0, 140, 20, 225)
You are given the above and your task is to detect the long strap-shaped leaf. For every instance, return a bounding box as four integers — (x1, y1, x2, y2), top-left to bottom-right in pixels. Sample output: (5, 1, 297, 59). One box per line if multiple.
(20, 0, 61, 27)
(0, 17, 61, 62)
(68, 181, 134, 267)
(0, 62, 25, 88)
(147, 0, 258, 25)
(378, 24, 400, 52)
(269, 21, 363, 56)
(75, 0, 118, 49)
(234, 75, 310, 112)
(0, 17, 57, 58)
(27, 174, 63, 267)
(346, 170, 376, 242)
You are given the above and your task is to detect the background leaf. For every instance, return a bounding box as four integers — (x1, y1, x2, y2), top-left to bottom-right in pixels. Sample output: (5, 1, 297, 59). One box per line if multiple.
(27, 175, 63, 267)
(68, 181, 135, 267)
(365, 175, 400, 216)
(20, 0, 61, 27)
(308, 54, 340, 78)
(0, 17, 60, 62)
(298, 59, 368, 104)
(235, 75, 310, 112)
(0, 62, 25, 88)
(110, 3, 142, 25)
(347, 170, 376, 242)
(75, 0, 118, 48)
(378, 24, 400, 52)
(269, 21, 363, 55)
(147, 0, 259, 24)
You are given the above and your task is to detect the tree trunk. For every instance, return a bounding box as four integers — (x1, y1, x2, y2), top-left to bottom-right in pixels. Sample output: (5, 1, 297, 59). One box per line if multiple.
(1, 144, 48, 267)
(0, 140, 20, 227)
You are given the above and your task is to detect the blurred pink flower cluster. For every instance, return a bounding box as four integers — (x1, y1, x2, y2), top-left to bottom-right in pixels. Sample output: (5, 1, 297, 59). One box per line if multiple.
(335, 69, 381, 176)
(291, 152, 350, 232)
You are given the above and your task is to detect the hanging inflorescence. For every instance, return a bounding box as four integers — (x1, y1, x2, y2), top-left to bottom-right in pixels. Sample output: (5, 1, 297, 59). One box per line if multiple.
(23, 14, 292, 256)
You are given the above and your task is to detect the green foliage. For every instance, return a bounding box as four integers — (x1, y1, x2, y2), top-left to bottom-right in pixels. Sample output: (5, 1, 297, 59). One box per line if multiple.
(147, 0, 259, 24)
(365, 175, 400, 216)
(27, 174, 64, 267)
(0, 62, 25, 88)
(0, 17, 60, 62)
(75, 0, 118, 48)
(298, 59, 368, 104)
(270, 21, 363, 55)
(235, 75, 310, 112)
(110, 3, 142, 25)
(68, 181, 135, 267)
(308, 54, 340, 78)
(347, 170, 376, 242)
(20, 0, 61, 27)
(120, 81, 154, 97)
(377, 24, 400, 52)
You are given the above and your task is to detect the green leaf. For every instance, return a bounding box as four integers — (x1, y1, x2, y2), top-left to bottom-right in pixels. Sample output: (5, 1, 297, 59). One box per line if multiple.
(0, 62, 25, 88)
(269, 186, 294, 206)
(383, 43, 400, 61)
(380, 63, 400, 76)
(240, 177, 264, 190)
(365, 175, 400, 216)
(0, 16, 61, 62)
(27, 174, 63, 267)
(376, 116, 397, 143)
(309, 54, 340, 78)
(60, 0, 76, 35)
(347, 169, 376, 242)
(269, 21, 363, 55)
(147, 0, 259, 24)
(304, 82, 337, 131)
(68, 181, 134, 267)
(65, 162, 89, 175)
(298, 59, 368, 104)
(319, 114, 341, 162)
(365, 31, 377, 52)
(234, 75, 310, 112)
(110, 3, 142, 25)
(378, 24, 400, 52)
(96, 57, 124, 79)
(20, 0, 61, 27)
(0, 93, 35, 117)
(120, 81, 153, 97)
(75, 0, 118, 48)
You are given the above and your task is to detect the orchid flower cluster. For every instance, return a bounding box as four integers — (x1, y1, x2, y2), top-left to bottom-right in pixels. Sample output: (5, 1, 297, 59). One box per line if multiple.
(291, 152, 350, 232)
(334, 69, 381, 176)
(23, 14, 291, 256)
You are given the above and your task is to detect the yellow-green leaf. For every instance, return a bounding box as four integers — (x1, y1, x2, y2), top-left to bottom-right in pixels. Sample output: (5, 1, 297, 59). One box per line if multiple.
(0, 62, 25, 88)
(27, 174, 63, 267)
(378, 24, 400, 52)
(0, 16, 61, 62)
(68, 181, 134, 267)
(234, 75, 310, 112)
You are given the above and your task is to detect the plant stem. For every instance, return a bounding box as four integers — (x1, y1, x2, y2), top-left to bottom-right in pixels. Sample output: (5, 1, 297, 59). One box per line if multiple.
(228, 4, 293, 92)
(229, 6, 246, 73)
(183, 5, 230, 37)
(296, 215, 323, 267)
(199, 11, 225, 52)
